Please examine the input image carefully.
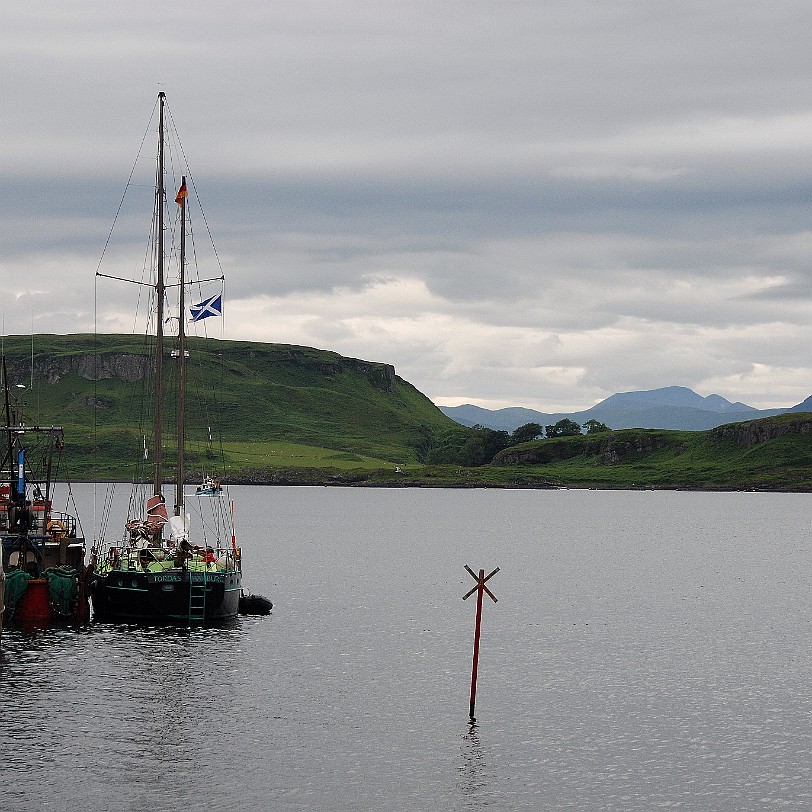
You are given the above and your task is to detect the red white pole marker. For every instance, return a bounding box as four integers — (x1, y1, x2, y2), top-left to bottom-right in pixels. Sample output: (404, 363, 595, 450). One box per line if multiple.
(463, 564, 499, 720)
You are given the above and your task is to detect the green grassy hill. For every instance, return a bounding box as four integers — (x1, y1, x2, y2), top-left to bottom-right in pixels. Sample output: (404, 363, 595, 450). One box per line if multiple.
(487, 413, 812, 490)
(1, 334, 460, 481)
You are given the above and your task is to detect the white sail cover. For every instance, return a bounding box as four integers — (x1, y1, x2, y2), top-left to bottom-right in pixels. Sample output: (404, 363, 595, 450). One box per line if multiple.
(168, 514, 191, 542)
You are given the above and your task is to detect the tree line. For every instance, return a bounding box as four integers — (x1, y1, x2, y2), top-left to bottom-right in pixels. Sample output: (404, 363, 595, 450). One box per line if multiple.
(425, 419, 611, 467)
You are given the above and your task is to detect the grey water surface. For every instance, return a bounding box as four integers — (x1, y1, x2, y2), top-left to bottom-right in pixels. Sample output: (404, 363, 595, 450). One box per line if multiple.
(1, 486, 811, 810)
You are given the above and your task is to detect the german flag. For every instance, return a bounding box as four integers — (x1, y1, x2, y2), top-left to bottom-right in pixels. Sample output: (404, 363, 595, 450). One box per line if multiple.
(175, 182, 188, 205)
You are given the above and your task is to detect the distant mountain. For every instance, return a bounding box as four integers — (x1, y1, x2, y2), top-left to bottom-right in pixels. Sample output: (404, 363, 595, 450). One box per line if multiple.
(438, 404, 547, 432)
(594, 386, 752, 413)
(439, 385, 806, 432)
(789, 395, 812, 413)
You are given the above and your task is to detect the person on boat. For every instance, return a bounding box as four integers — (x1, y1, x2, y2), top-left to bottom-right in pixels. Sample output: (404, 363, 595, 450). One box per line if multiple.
(202, 546, 216, 565)
(173, 538, 194, 569)
(8, 501, 41, 577)
(138, 548, 156, 570)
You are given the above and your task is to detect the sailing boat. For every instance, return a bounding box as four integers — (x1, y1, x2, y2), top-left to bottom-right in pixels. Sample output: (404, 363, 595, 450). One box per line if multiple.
(0, 358, 89, 624)
(90, 93, 264, 623)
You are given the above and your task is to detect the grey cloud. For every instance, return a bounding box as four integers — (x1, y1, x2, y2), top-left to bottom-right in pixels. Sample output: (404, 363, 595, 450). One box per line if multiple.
(4, 0, 812, 410)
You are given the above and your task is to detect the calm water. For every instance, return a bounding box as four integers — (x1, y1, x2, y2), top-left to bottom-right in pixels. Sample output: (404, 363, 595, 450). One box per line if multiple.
(1, 486, 811, 811)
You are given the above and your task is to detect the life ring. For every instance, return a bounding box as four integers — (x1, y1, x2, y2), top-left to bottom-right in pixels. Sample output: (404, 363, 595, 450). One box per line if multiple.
(47, 520, 67, 539)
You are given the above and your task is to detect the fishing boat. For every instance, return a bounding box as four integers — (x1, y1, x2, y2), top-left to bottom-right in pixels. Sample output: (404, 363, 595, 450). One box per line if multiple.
(90, 92, 268, 623)
(0, 360, 89, 625)
(195, 475, 222, 496)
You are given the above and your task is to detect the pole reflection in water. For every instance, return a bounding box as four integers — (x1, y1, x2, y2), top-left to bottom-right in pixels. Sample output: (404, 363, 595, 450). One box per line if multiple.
(459, 720, 497, 809)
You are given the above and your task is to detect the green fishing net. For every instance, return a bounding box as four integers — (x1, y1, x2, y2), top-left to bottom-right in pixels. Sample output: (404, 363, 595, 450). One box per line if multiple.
(4, 570, 30, 616)
(45, 567, 78, 616)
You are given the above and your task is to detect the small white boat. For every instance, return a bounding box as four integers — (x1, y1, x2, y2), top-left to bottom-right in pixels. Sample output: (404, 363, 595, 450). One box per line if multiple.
(195, 475, 223, 496)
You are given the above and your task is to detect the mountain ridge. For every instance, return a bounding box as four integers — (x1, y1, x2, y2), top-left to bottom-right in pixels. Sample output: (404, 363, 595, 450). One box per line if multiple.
(440, 385, 807, 432)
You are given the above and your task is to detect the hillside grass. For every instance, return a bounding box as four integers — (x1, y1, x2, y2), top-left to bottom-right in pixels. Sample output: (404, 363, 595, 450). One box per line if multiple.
(3, 333, 450, 480)
(487, 421, 812, 490)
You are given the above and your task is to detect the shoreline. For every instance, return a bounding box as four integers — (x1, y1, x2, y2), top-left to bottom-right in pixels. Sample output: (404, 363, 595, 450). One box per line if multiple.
(64, 476, 812, 493)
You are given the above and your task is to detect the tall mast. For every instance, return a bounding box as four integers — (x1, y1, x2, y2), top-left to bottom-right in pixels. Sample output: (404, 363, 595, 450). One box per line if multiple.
(2, 357, 14, 502)
(153, 92, 166, 498)
(175, 175, 187, 517)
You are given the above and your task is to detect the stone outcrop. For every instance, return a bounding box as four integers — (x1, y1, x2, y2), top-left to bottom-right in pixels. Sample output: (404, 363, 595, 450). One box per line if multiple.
(711, 415, 812, 447)
(11, 353, 152, 384)
(351, 361, 397, 394)
(590, 432, 672, 465)
(11, 347, 398, 395)
(494, 431, 672, 466)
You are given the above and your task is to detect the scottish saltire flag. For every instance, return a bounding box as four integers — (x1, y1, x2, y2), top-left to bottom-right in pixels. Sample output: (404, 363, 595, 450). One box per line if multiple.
(190, 294, 223, 322)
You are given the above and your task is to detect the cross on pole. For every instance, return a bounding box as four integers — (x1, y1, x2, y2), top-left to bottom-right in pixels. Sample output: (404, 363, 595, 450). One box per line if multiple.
(463, 565, 499, 720)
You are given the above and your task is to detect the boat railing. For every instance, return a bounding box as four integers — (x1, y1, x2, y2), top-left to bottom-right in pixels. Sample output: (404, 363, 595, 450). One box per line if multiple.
(42, 511, 78, 538)
(0, 505, 78, 537)
(100, 544, 241, 575)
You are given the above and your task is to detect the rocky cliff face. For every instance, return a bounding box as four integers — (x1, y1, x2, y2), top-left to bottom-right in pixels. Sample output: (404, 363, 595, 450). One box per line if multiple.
(271, 347, 398, 393)
(351, 361, 397, 394)
(17, 353, 153, 384)
(590, 432, 673, 464)
(711, 415, 812, 447)
(11, 349, 398, 393)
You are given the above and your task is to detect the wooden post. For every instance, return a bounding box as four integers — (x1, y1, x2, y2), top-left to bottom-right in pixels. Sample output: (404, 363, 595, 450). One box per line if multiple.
(463, 565, 499, 720)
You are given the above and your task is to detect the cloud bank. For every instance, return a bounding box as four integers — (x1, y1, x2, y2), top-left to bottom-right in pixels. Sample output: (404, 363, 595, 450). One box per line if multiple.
(3, 1, 812, 410)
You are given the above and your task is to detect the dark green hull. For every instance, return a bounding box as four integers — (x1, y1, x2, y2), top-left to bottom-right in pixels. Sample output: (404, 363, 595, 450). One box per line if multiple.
(90, 567, 241, 623)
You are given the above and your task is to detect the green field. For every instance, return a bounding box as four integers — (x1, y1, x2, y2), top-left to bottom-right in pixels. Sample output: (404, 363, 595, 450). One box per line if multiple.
(220, 439, 405, 473)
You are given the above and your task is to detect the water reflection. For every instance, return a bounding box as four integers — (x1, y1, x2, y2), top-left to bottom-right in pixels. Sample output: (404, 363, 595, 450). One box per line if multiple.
(0, 616, 254, 811)
(459, 720, 497, 808)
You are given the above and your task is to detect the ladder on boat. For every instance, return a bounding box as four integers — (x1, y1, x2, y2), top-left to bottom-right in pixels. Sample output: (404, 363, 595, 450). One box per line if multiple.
(188, 571, 207, 622)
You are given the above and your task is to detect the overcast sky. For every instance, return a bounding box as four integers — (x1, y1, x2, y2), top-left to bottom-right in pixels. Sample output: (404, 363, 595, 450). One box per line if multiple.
(4, 1, 812, 411)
